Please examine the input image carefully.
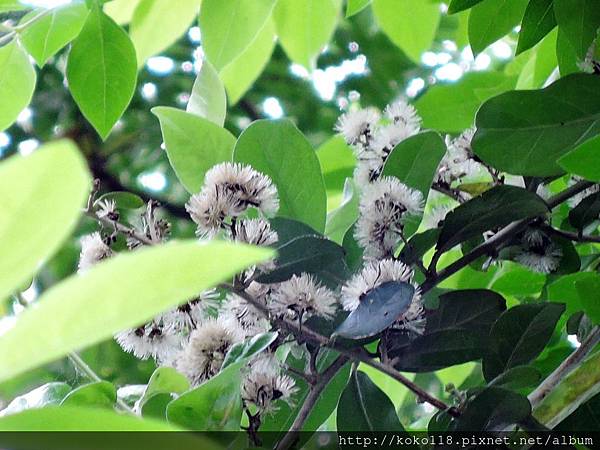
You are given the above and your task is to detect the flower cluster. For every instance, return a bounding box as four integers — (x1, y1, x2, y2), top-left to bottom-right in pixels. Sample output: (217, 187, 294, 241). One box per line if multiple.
(514, 228, 562, 274)
(435, 128, 484, 186)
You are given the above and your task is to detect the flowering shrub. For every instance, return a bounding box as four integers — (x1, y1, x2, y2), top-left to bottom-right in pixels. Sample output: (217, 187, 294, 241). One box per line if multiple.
(1, 0, 600, 446)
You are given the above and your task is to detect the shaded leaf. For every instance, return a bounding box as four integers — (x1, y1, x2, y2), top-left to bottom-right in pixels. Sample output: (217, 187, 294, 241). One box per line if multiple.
(489, 365, 542, 390)
(569, 191, 600, 231)
(398, 228, 440, 266)
(575, 275, 600, 324)
(448, 0, 485, 14)
(558, 135, 600, 182)
(553, 0, 600, 59)
(186, 59, 226, 126)
(516, 0, 556, 55)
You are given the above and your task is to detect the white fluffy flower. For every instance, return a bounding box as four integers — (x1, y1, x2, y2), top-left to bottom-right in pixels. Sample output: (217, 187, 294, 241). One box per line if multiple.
(355, 177, 424, 258)
(78, 232, 113, 272)
(436, 128, 483, 185)
(221, 283, 271, 338)
(242, 354, 297, 415)
(115, 319, 184, 365)
(341, 259, 424, 334)
(96, 199, 118, 221)
(270, 273, 338, 322)
(515, 244, 562, 274)
(384, 99, 421, 136)
(227, 218, 278, 275)
(335, 108, 380, 147)
(186, 163, 279, 237)
(175, 318, 243, 386)
(162, 289, 220, 332)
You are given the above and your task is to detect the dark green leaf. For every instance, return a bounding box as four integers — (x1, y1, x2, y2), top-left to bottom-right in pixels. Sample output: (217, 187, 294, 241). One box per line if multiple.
(558, 135, 600, 182)
(66, 4, 137, 139)
(483, 302, 565, 380)
(516, 0, 556, 55)
(342, 224, 363, 273)
(568, 191, 600, 231)
(473, 73, 600, 176)
(337, 370, 404, 431)
(166, 361, 243, 431)
(448, 0, 485, 14)
(451, 387, 532, 431)
(152, 107, 235, 193)
(553, 0, 600, 59)
(468, 0, 529, 55)
(555, 392, 600, 431)
(398, 228, 440, 266)
(221, 332, 278, 369)
(269, 217, 321, 244)
(61, 381, 116, 409)
(334, 281, 415, 340)
(436, 185, 549, 254)
(489, 365, 542, 390)
(234, 119, 327, 231)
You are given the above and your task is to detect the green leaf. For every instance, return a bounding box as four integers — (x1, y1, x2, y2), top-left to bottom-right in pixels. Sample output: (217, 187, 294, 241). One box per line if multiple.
(515, 28, 558, 89)
(199, 0, 276, 70)
(491, 264, 546, 297)
(257, 235, 349, 287)
(274, 0, 339, 69)
(556, 27, 581, 76)
(104, 0, 141, 25)
(1, 383, 71, 416)
(436, 185, 549, 254)
(137, 367, 189, 415)
(473, 73, 600, 176)
(325, 179, 359, 244)
(66, 4, 137, 139)
(0, 140, 90, 301)
(415, 72, 516, 133)
(61, 381, 116, 409)
(130, 0, 199, 66)
(0, 41, 36, 132)
(152, 106, 235, 193)
(20, 3, 89, 67)
(452, 387, 531, 431)
(553, 0, 600, 59)
(468, 0, 529, 55)
(372, 0, 440, 63)
(346, 0, 371, 17)
(558, 135, 600, 182)
(95, 191, 144, 210)
(448, 0, 485, 14)
(221, 332, 278, 369)
(337, 370, 404, 431)
(317, 135, 356, 210)
(482, 302, 566, 380)
(489, 365, 542, 390)
(0, 406, 186, 431)
(575, 275, 600, 324)
(516, 0, 556, 55)
(398, 228, 440, 266)
(186, 60, 226, 126)
(166, 361, 243, 431)
(0, 241, 272, 384)
(233, 119, 327, 231)
(547, 272, 596, 316)
(568, 191, 600, 231)
(219, 17, 276, 105)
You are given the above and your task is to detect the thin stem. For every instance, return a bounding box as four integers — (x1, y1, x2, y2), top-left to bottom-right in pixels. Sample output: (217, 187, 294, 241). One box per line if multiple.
(0, 8, 53, 46)
(540, 224, 600, 243)
(276, 355, 349, 450)
(528, 326, 600, 408)
(432, 183, 466, 203)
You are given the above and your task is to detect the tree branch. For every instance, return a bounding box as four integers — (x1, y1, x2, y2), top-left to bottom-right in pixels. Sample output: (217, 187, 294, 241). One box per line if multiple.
(432, 183, 467, 203)
(275, 355, 349, 450)
(540, 224, 600, 243)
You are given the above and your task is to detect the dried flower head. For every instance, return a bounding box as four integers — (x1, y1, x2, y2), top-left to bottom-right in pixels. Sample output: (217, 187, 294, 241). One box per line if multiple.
(341, 259, 424, 334)
(175, 318, 243, 386)
(270, 273, 337, 322)
(186, 163, 279, 237)
(384, 99, 421, 135)
(78, 232, 113, 272)
(115, 319, 183, 365)
(242, 354, 297, 415)
(355, 177, 424, 258)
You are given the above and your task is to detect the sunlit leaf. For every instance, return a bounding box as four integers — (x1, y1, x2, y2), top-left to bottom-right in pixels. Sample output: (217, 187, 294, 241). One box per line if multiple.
(186, 60, 226, 126)
(0, 41, 36, 132)
(468, 0, 528, 55)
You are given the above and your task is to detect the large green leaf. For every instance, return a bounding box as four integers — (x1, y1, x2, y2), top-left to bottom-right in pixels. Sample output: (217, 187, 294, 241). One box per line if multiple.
(372, 0, 440, 63)
(130, 0, 199, 66)
(558, 135, 600, 182)
(199, 0, 276, 70)
(568, 191, 600, 231)
(104, 0, 141, 25)
(61, 381, 116, 409)
(346, 0, 371, 17)
(516, 0, 556, 55)
(0, 41, 36, 132)
(219, 17, 276, 105)
(337, 370, 404, 431)
(515, 28, 558, 89)
(138, 367, 190, 412)
(447, 0, 485, 14)
(436, 185, 549, 254)
(0, 140, 90, 301)
(233, 119, 327, 231)
(274, 0, 339, 69)
(473, 73, 600, 176)
(166, 361, 243, 431)
(66, 4, 137, 139)
(415, 72, 516, 133)
(20, 3, 89, 67)
(468, 0, 529, 55)
(575, 275, 600, 324)
(186, 60, 226, 126)
(0, 241, 272, 384)
(553, 0, 600, 59)
(546, 272, 596, 316)
(152, 106, 235, 193)
(482, 302, 565, 380)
